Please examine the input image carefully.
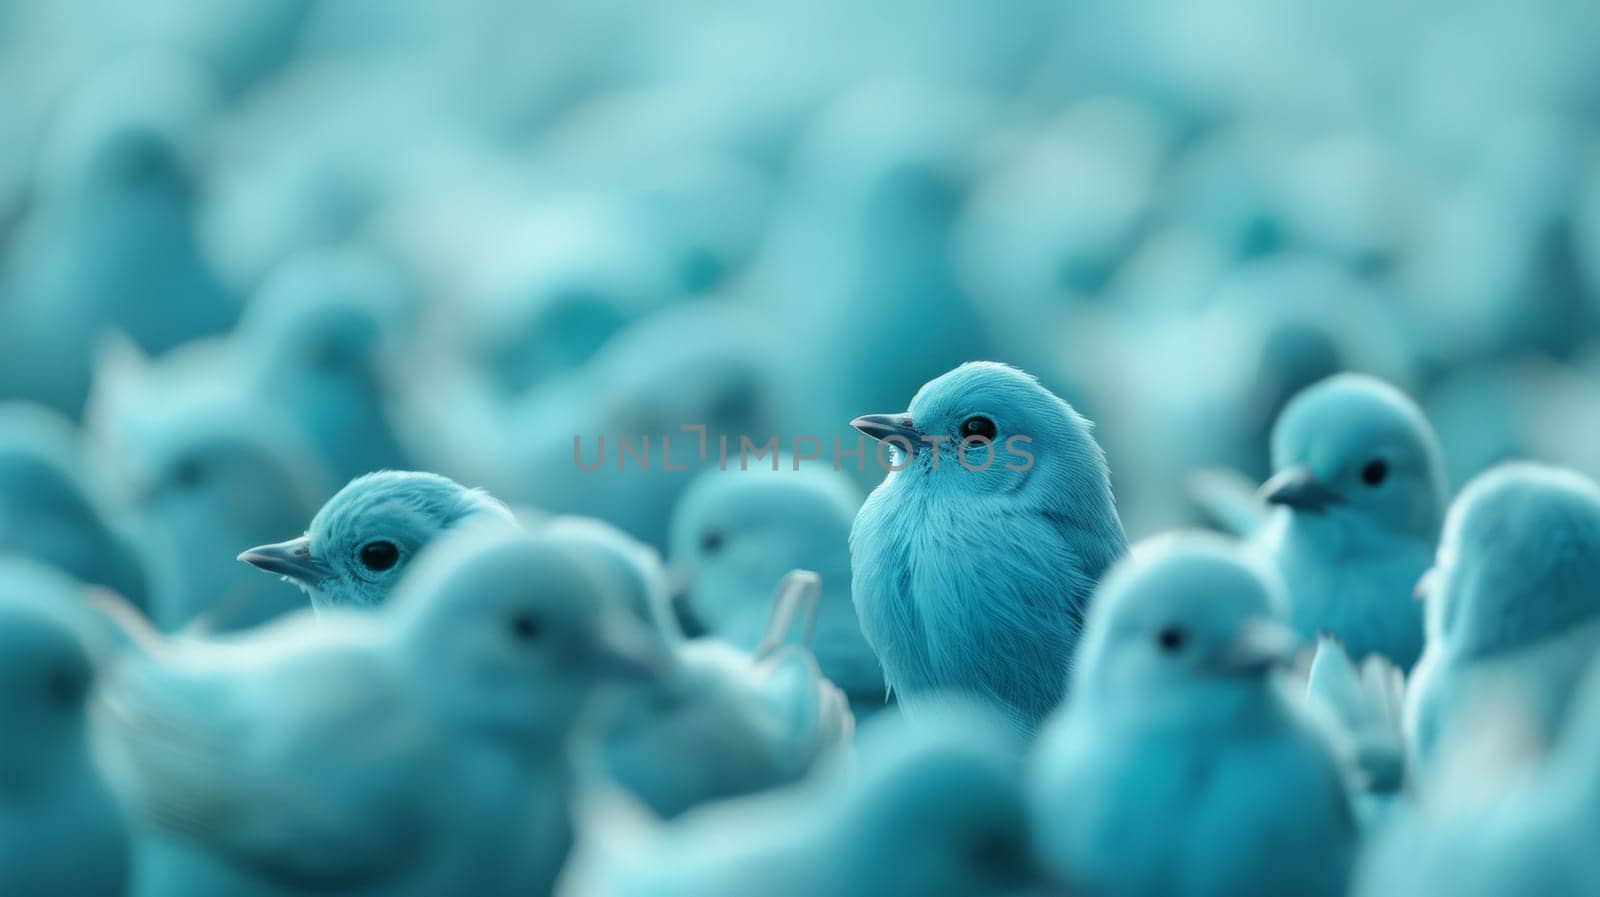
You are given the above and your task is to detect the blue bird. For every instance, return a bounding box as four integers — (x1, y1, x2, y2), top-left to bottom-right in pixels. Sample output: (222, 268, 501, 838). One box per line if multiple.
(93, 529, 663, 897)
(1030, 534, 1356, 897)
(581, 570, 855, 820)
(537, 515, 673, 630)
(239, 470, 515, 612)
(1244, 373, 1445, 669)
(562, 701, 1039, 897)
(0, 558, 129, 897)
(85, 358, 329, 631)
(850, 361, 1127, 737)
(0, 402, 148, 608)
(1405, 462, 1600, 780)
(0, 55, 233, 414)
(234, 247, 417, 484)
(669, 466, 885, 715)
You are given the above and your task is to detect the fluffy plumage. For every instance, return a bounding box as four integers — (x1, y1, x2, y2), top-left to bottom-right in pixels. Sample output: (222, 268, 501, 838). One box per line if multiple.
(1031, 535, 1356, 897)
(850, 361, 1127, 736)
(240, 470, 515, 611)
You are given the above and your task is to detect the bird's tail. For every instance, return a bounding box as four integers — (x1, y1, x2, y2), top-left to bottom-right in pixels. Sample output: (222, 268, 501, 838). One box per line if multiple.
(1305, 637, 1408, 795)
(1187, 467, 1267, 536)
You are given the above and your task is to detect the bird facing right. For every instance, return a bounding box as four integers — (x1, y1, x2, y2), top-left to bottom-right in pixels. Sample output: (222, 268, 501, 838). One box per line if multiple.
(1030, 535, 1356, 897)
(850, 361, 1128, 738)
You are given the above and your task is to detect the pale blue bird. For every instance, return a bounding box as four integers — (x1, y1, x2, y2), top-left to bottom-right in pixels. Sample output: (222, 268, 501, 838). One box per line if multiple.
(1405, 462, 1600, 780)
(1030, 535, 1356, 897)
(561, 701, 1039, 897)
(85, 358, 329, 631)
(239, 470, 515, 612)
(582, 570, 855, 820)
(234, 247, 417, 484)
(669, 466, 886, 715)
(850, 361, 1128, 737)
(93, 529, 664, 897)
(0, 54, 232, 415)
(0, 402, 148, 608)
(0, 558, 129, 897)
(1241, 373, 1445, 669)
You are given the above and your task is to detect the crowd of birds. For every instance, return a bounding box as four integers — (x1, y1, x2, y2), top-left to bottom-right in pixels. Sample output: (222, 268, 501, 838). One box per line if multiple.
(4, 0, 1600, 895)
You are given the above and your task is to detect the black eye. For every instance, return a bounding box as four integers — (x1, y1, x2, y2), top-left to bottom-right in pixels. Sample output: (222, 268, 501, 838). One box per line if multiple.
(1156, 625, 1188, 654)
(170, 457, 206, 491)
(46, 665, 88, 705)
(509, 613, 543, 641)
(358, 541, 400, 572)
(960, 416, 997, 442)
(700, 530, 725, 555)
(1361, 459, 1388, 487)
(968, 829, 1020, 871)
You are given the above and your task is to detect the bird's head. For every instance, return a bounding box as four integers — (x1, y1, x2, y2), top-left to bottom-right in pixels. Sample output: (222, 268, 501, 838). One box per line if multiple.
(668, 467, 861, 647)
(239, 471, 514, 611)
(0, 561, 105, 793)
(244, 250, 412, 396)
(1422, 463, 1600, 658)
(843, 705, 1040, 897)
(853, 361, 1116, 509)
(1074, 535, 1298, 717)
(389, 530, 667, 748)
(1263, 372, 1446, 540)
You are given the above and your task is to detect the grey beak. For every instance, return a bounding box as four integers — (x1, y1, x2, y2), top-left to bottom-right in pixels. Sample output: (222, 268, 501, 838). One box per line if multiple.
(1212, 619, 1301, 676)
(591, 617, 669, 682)
(1259, 465, 1344, 513)
(237, 536, 333, 586)
(850, 413, 923, 446)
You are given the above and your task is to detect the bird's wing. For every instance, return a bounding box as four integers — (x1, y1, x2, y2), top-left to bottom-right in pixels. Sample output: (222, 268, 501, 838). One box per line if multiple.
(1304, 637, 1408, 794)
(93, 642, 430, 888)
(753, 570, 822, 660)
(1187, 467, 1268, 536)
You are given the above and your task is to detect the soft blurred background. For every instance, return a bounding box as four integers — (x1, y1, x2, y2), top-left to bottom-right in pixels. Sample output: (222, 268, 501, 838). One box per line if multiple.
(2, 0, 1598, 627)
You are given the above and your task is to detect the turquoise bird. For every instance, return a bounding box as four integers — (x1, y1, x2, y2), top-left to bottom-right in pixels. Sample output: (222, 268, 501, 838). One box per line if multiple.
(582, 571, 855, 820)
(235, 247, 417, 484)
(1244, 373, 1445, 669)
(0, 402, 147, 608)
(850, 361, 1127, 737)
(669, 466, 885, 715)
(1406, 462, 1600, 780)
(1030, 535, 1356, 897)
(562, 701, 1039, 897)
(93, 529, 663, 897)
(0, 558, 129, 897)
(239, 470, 515, 611)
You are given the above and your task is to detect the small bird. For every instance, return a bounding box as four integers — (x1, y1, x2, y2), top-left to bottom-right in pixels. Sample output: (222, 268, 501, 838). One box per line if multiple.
(850, 361, 1127, 736)
(239, 470, 515, 611)
(1030, 535, 1356, 897)
(1232, 373, 1445, 669)
(582, 571, 855, 820)
(0, 402, 148, 608)
(561, 701, 1039, 897)
(94, 529, 663, 897)
(1405, 462, 1600, 779)
(234, 247, 417, 484)
(0, 558, 129, 897)
(669, 466, 885, 714)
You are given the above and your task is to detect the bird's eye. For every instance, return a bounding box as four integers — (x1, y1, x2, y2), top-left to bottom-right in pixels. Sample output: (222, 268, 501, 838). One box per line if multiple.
(358, 541, 400, 572)
(960, 416, 998, 442)
(46, 665, 87, 705)
(170, 454, 206, 489)
(700, 530, 725, 555)
(968, 829, 1019, 871)
(1361, 459, 1388, 487)
(1156, 625, 1188, 654)
(508, 613, 544, 642)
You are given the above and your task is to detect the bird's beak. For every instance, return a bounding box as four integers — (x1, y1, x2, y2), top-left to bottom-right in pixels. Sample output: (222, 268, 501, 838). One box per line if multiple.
(1259, 465, 1344, 513)
(1413, 567, 1439, 602)
(591, 617, 669, 682)
(1211, 619, 1301, 676)
(237, 536, 332, 586)
(850, 413, 923, 446)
